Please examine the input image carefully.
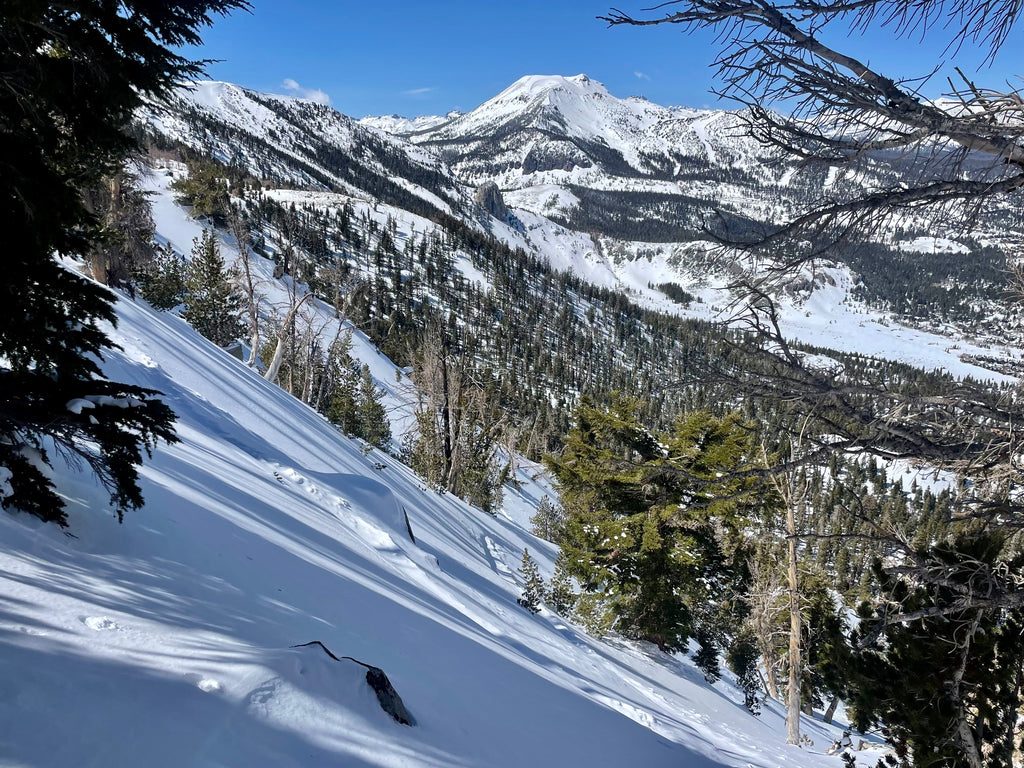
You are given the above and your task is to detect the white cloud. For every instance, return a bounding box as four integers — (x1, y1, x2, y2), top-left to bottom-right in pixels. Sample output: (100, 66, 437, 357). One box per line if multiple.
(634, 71, 651, 81)
(280, 78, 331, 105)
(403, 87, 435, 97)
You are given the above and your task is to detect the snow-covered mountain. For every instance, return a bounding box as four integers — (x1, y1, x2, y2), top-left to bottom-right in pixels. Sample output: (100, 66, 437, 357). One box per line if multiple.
(410, 74, 759, 184)
(136, 78, 1023, 372)
(358, 110, 462, 136)
(141, 81, 467, 218)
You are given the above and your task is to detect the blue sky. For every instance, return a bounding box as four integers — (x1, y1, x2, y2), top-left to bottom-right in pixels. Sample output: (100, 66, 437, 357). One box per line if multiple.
(186, 1, 1021, 117)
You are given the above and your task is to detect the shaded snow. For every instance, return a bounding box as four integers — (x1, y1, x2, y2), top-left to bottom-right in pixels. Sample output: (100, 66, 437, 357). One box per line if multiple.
(0, 176, 874, 768)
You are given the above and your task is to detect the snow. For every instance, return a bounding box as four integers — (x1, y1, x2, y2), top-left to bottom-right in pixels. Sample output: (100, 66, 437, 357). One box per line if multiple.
(0, 175, 874, 768)
(143, 77, 1021, 383)
(897, 236, 971, 255)
(359, 113, 460, 136)
(489, 208, 1015, 382)
(146, 171, 417, 440)
(420, 74, 697, 173)
(690, 114, 720, 165)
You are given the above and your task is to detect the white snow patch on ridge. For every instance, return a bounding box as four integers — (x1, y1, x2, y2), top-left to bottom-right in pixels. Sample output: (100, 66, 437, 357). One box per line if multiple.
(898, 236, 970, 254)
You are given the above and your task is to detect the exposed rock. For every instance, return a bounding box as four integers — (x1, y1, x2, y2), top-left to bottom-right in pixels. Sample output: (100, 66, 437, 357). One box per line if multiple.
(363, 666, 415, 726)
(522, 144, 592, 174)
(403, 507, 416, 543)
(474, 181, 509, 221)
(292, 641, 415, 726)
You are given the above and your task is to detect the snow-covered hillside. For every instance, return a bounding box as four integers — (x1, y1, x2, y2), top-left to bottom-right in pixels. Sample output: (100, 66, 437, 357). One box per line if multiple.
(359, 111, 462, 136)
(410, 74, 774, 190)
(138, 81, 1021, 381)
(0, 208, 874, 768)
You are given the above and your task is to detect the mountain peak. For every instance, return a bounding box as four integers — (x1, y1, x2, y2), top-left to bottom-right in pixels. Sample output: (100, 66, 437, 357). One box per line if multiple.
(502, 73, 610, 100)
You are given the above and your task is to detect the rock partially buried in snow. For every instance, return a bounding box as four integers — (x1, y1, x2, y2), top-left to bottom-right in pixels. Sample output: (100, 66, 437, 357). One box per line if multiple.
(363, 666, 415, 727)
(292, 641, 415, 726)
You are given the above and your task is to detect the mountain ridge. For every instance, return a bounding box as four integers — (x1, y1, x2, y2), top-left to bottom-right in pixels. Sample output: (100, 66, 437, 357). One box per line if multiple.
(136, 76, 1022, 373)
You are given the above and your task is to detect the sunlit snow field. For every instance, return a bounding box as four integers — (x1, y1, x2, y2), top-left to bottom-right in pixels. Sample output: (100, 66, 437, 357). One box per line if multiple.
(0, 178, 881, 768)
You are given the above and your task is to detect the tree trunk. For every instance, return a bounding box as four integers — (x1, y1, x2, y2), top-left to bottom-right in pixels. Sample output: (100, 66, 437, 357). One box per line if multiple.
(439, 354, 453, 485)
(786, 501, 801, 746)
(264, 293, 312, 384)
(823, 695, 839, 725)
(229, 214, 260, 368)
(950, 610, 984, 768)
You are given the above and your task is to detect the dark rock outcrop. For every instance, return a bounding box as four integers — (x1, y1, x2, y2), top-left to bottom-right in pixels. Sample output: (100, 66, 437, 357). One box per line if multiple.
(474, 181, 509, 221)
(292, 641, 415, 726)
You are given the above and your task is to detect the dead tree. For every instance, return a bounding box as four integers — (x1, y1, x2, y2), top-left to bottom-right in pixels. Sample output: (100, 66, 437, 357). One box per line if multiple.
(228, 208, 265, 368)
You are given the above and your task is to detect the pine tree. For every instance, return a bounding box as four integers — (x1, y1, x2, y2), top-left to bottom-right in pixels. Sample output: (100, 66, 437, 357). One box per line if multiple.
(693, 632, 722, 684)
(545, 396, 778, 653)
(546, 551, 578, 616)
(170, 157, 230, 225)
(322, 333, 360, 433)
(356, 365, 391, 450)
(182, 230, 245, 346)
(517, 548, 544, 614)
(0, 1, 247, 525)
(83, 164, 156, 290)
(725, 629, 763, 715)
(137, 242, 187, 310)
(529, 495, 565, 543)
(824, 535, 1024, 768)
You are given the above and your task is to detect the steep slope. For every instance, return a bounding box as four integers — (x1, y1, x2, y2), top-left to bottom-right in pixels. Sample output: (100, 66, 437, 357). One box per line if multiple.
(138, 79, 1021, 378)
(407, 75, 1021, 339)
(0, 266, 866, 767)
(141, 81, 467, 220)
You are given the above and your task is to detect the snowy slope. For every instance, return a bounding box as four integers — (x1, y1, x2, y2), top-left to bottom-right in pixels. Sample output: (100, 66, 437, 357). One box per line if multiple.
(141, 82, 463, 212)
(359, 112, 462, 136)
(137, 80, 1021, 379)
(412, 74, 765, 188)
(0, 195, 877, 768)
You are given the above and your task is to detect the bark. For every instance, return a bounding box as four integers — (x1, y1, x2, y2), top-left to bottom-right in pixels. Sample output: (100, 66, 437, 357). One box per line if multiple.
(823, 695, 839, 725)
(263, 293, 312, 385)
(440, 354, 453, 487)
(949, 610, 985, 768)
(230, 213, 261, 367)
(786, 497, 801, 745)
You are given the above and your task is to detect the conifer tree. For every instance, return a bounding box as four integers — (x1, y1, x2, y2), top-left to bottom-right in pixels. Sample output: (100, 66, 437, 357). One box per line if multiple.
(693, 633, 722, 684)
(547, 551, 578, 616)
(137, 243, 187, 311)
(321, 333, 360, 433)
(182, 230, 245, 347)
(326, 369, 361, 435)
(530, 495, 565, 543)
(407, 330, 505, 512)
(824, 534, 1024, 768)
(357, 365, 392, 450)
(546, 396, 778, 653)
(170, 157, 231, 225)
(726, 629, 763, 715)
(517, 548, 544, 614)
(0, 1, 247, 525)
(83, 164, 156, 290)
